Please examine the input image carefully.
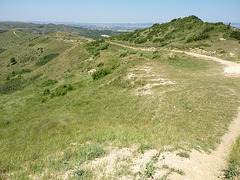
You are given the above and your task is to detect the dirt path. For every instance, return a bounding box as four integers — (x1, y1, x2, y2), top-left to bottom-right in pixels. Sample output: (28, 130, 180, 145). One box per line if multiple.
(165, 106, 240, 179)
(172, 50, 240, 76)
(108, 41, 240, 76)
(13, 31, 20, 37)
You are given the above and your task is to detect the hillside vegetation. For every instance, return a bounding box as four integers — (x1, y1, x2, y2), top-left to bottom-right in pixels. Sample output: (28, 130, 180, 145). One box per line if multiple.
(110, 15, 240, 62)
(0, 22, 121, 39)
(0, 16, 240, 179)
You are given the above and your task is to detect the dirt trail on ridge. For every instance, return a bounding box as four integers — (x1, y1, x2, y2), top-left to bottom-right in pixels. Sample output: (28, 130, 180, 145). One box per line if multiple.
(13, 31, 20, 37)
(108, 41, 240, 76)
(172, 50, 240, 76)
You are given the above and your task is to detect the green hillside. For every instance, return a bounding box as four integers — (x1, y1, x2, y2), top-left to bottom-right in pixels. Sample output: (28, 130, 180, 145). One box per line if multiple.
(0, 17, 240, 179)
(110, 15, 240, 62)
(0, 22, 121, 39)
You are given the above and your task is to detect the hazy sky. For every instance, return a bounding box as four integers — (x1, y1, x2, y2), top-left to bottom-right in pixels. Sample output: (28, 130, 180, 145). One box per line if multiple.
(0, 0, 240, 23)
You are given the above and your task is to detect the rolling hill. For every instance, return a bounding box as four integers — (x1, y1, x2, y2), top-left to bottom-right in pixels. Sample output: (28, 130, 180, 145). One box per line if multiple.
(0, 16, 240, 179)
(0, 22, 121, 39)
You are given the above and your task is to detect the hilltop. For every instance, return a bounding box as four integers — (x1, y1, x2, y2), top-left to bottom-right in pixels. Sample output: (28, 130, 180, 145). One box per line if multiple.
(0, 22, 121, 39)
(0, 16, 240, 179)
(110, 15, 240, 62)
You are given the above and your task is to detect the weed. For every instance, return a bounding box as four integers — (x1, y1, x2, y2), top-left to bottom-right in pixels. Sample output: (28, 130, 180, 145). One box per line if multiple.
(176, 151, 190, 158)
(224, 166, 240, 179)
(74, 169, 92, 180)
(138, 143, 152, 154)
(140, 161, 157, 179)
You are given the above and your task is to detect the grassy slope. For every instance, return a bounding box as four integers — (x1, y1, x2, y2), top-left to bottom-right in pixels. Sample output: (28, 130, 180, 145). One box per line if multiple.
(0, 24, 240, 179)
(0, 22, 121, 39)
(110, 15, 240, 62)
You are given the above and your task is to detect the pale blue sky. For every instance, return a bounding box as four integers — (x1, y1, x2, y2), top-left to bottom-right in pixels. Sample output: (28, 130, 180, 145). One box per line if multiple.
(0, 0, 239, 23)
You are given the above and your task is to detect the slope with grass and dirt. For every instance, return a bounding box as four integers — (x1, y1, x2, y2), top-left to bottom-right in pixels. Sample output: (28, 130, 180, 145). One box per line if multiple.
(0, 16, 240, 179)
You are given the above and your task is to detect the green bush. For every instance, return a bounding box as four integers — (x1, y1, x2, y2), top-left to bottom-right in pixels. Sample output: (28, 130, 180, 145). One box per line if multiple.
(134, 37, 147, 44)
(43, 88, 50, 95)
(35, 53, 59, 66)
(153, 38, 164, 43)
(41, 79, 58, 87)
(186, 33, 210, 43)
(28, 44, 35, 47)
(10, 57, 17, 65)
(97, 62, 104, 67)
(230, 31, 240, 40)
(19, 69, 32, 74)
(224, 166, 240, 178)
(99, 43, 109, 50)
(55, 84, 73, 96)
(119, 52, 128, 58)
(202, 26, 214, 33)
(92, 68, 111, 80)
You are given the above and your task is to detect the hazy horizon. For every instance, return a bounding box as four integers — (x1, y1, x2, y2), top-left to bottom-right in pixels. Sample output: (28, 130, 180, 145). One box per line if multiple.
(0, 0, 240, 24)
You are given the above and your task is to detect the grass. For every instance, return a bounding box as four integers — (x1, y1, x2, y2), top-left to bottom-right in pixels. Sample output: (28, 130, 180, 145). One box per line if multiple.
(0, 30, 240, 179)
(176, 151, 190, 159)
(225, 137, 240, 178)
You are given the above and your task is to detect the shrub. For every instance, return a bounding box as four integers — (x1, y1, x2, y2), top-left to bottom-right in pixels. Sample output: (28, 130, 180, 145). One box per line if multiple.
(55, 84, 73, 96)
(99, 43, 109, 50)
(10, 57, 17, 65)
(40, 97, 47, 103)
(41, 79, 58, 87)
(134, 37, 147, 44)
(202, 26, 214, 33)
(186, 33, 210, 43)
(97, 62, 104, 67)
(28, 44, 35, 47)
(94, 51, 100, 57)
(224, 166, 240, 178)
(35, 53, 59, 66)
(119, 52, 128, 58)
(230, 31, 240, 41)
(153, 38, 164, 43)
(92, 68, 111, 80)
(19, 69, 32, 74)
(43, 88, 50, 95)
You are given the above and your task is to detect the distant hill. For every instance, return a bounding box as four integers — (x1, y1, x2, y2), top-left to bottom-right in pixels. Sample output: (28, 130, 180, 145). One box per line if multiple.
(0, 22, 121, 39)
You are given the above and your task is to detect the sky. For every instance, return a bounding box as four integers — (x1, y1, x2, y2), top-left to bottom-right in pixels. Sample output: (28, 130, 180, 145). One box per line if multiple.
(0, 0, 240, 23)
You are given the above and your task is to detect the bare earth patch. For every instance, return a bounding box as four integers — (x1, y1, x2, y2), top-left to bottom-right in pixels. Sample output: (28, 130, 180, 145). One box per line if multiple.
(126, 64, 176, 96)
